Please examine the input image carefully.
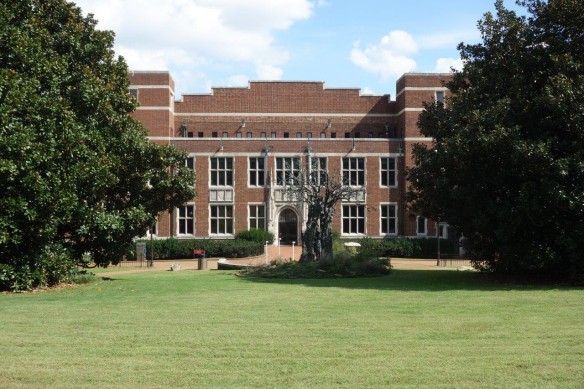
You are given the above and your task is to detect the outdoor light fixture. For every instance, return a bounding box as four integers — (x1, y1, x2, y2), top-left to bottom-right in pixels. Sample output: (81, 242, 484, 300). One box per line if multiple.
(180, 121, 188, 137)
(327, 119, 332, 129)
(240, 118, 246, 128)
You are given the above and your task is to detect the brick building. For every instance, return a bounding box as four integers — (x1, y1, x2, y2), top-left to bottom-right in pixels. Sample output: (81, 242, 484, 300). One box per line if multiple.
(129, 71, 451, 244)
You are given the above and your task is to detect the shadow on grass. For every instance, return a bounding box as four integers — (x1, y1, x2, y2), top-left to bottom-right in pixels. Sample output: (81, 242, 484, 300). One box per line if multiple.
(237, 269, 584, 292)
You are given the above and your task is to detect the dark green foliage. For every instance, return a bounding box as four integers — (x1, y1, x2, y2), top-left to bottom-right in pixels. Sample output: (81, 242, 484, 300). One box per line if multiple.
(0, 1, 195, 290)
(341, 237, 456, 259)
(238, 251, 392, 279)
(408, 0, 584, 282)
(235, 229, 275, 244)
(131, 239, 264, 260)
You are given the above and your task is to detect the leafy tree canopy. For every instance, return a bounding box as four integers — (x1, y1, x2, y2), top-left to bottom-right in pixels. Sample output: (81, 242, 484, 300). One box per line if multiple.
(408, 0, 584, 282)
(0, 0, 195, 289)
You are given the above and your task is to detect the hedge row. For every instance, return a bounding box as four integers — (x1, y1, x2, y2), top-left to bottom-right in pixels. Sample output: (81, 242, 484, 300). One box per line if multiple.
(128, 238, 264, 260)
(344, 237, 457, 259)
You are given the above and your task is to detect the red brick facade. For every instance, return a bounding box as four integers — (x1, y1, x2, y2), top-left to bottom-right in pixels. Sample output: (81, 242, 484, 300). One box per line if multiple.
(129, 71, 451, 244)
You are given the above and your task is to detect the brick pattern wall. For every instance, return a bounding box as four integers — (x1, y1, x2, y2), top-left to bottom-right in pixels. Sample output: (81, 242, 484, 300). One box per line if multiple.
(130, 72, 450, 241)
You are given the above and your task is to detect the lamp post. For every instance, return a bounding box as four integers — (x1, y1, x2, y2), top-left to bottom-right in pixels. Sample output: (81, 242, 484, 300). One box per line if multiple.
(436, 222, 441, 267)
(265, 241, 269, 264)
(292, 241, 295, 260)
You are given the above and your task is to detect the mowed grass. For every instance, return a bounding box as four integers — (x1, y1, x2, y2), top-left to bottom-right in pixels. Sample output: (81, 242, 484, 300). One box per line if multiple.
(0, 269, 583, 388)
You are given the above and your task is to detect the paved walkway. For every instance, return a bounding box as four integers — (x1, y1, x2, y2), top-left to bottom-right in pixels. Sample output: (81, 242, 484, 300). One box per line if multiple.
(101, 245, 470, 276)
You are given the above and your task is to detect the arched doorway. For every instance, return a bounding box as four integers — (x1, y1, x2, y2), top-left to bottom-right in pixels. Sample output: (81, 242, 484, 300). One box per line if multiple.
(278, 208, 298, 245)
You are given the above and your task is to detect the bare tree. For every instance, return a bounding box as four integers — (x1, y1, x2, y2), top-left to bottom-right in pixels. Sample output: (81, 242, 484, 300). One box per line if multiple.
(283, 158, 364, 262)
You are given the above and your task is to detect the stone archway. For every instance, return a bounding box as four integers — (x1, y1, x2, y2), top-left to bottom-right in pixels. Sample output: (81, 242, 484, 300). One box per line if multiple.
(278, 208, 298, 245)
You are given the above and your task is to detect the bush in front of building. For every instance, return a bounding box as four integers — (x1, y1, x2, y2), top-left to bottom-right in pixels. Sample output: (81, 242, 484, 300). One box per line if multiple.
(130, 238, 264, 260)
(346, 237, 456, 259)
(235, 229, 275, 244)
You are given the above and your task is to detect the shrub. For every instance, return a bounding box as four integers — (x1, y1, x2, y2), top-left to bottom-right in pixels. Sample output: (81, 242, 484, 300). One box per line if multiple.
(129, 238, 264, 260)
(238, 250, 391, 279)
(235, 229, 274, 244)
(350, 237, 456, 259)
(0, 264, 33, 292)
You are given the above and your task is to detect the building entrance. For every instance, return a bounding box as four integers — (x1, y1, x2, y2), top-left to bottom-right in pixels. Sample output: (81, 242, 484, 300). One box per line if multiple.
(278, 209, 298, 245)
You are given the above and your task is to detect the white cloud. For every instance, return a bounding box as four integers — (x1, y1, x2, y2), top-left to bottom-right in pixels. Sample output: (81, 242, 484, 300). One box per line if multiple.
(227, 75, 250, 87)
(434, 57, 464, 73)
(360, 87, 377, 95)
(255, 62, 284, 80)
(74, 0, 314, 94)
(350, 30, 417, 81)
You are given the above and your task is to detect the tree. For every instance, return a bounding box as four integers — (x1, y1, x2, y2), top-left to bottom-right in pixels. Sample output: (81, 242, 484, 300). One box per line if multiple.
(408, 0, 584, 282)
(284, 157, 364, 262)
(0, 0, 195, 289)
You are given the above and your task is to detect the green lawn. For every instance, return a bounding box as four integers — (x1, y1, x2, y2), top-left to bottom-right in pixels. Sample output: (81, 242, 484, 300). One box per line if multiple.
(0, 269, 583, 388)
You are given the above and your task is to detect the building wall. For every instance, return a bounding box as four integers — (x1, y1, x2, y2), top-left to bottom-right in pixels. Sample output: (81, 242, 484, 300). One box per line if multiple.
(129, 71, 452, 243)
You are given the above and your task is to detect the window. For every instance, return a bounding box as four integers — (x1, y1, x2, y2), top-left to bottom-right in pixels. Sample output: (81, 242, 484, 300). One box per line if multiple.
(236, 132, 242, 138)
(438, 223, 448, 239)
(271, 132, 277, 138)
(249, 157, 265, 187)
(260, 132, 266, 139)
(354, 132, 361, 138)
(367, 132, 373, 138)
(296, 132, 302, 138)
(342, 205, 365, 235)
(210, 157, 233, 186)
(247, 132, 253, 138)
(185, 156, 195, 171)
(307, 132, 312, 139)
(275, 157, 300, 186)
(210, 205, 233, 235)
(310, 157, 327, 186)
(381, 204, 397, 235)
(436, 90, 445, 105)
(212, 132, 218, 138)
(320, 132, 326, 138)
(129, 89, 138, 99)
(249, 205, 266, 230)
(284, 132, 289, 138)
(343, 157, 365, 186)
(178, 205, 194, 235)
(380, 157, 396, 187)
(187, 132, 194, 138)
(221, 132, 228, 138)
(417, 216, 427, 236)
(345, 132, 351, 138)
(331, 132, 336, 138)
(198, 132, 204, 138)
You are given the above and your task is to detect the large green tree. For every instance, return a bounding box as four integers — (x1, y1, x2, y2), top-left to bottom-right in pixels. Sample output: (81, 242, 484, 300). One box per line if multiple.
(0, 0, 195, 289)
(408, 0, 584, 282)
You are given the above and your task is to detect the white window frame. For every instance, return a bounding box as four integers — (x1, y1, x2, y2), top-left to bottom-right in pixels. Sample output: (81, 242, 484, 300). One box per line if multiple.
(416, 216, 427, 236)
(342, 204, 366, 236)
(177, 204, 195, 236)
(248, 203, 266, 230)
(435, 90, 445, 105)
(380, 157, 397, 188)
(209, 205, 234, 236)
(342, 157, 365, 187)
(380, 203, 398, 236)
(310, 157, 327, 186)
(210, 157, 233, 187)
(275, 157, 301, 187)
(185, 156, 195, 171)
(248, 157, 266, 187)
(437, 222, 448, 239)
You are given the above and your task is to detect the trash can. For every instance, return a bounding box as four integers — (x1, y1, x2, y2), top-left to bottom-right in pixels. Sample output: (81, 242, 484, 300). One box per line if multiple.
(193, 249, 206, 270)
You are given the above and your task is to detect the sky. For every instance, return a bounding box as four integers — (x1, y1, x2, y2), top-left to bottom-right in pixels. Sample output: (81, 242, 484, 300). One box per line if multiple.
(74, 0, 526, 99)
